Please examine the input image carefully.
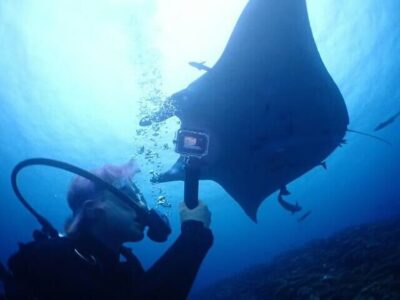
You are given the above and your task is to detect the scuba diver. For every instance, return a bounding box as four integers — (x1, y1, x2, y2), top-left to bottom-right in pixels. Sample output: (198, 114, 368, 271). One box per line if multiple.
(2, 159, 213, 300)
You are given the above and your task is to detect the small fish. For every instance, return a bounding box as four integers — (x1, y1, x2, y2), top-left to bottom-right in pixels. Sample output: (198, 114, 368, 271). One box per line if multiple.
(279, 186, 291, 196)
(297, 210, 312, 222)
(188, 61, 211, 71)
(278, 195, 302, 214)
(374, 111, 400, 131)
(320, 161, 327, 170)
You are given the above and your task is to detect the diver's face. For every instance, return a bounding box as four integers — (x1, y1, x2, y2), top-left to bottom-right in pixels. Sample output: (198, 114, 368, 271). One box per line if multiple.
(101, 192, 145, 242)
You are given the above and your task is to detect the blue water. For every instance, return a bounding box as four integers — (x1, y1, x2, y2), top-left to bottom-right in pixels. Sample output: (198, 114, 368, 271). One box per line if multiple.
(0, 0, 399, 296)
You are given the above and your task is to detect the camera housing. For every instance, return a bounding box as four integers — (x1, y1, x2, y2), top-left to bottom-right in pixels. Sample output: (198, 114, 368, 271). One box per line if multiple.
(174, 129, 209, 158)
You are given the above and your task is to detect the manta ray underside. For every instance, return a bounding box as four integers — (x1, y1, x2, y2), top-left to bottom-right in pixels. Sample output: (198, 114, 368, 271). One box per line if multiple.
(142, 0, 349, 221)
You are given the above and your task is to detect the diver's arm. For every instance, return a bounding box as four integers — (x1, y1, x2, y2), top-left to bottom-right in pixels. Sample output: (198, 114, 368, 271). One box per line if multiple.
(138, 220, 213, 299)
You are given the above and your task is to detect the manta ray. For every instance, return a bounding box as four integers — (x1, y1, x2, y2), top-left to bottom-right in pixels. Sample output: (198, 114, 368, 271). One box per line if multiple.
(141, 0, 349, 221)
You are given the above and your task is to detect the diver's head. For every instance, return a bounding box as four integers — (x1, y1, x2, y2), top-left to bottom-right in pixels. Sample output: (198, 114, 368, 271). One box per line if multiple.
(65, 160, 146, 243)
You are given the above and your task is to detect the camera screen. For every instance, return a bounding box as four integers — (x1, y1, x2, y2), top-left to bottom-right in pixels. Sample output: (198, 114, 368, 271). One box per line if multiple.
(175, 130, 209, 157)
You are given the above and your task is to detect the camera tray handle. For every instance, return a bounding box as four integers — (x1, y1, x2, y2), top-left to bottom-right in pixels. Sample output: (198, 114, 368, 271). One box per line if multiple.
(184, 157, 200, 209)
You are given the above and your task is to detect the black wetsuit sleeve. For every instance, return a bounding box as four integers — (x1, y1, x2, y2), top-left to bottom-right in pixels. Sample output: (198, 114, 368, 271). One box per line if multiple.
(138, 220, 213, 300)
(5, 239, 76, 300)
(5, 242, 57, 300)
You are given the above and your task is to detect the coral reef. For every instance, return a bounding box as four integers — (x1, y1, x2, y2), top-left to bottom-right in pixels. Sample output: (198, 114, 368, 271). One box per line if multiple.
(194, 216, 400, 300)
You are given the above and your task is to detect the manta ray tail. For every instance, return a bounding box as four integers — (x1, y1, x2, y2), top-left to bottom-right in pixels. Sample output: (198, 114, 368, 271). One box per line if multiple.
(347, 128, 392, 146)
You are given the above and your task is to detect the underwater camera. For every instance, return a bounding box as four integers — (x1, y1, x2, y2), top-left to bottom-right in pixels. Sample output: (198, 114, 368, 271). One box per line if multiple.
(174, 129, 209, 158)
(174, 129, 209, 209)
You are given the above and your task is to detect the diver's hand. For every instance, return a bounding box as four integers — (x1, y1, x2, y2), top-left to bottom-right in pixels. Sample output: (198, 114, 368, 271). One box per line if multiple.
(179, 201, 211, 228)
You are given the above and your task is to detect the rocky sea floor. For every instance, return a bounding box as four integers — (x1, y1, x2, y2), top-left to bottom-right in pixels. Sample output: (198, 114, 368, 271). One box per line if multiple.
(194, 215, 400, 300)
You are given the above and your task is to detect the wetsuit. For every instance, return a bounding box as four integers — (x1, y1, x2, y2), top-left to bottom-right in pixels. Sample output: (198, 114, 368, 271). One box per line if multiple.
(4, 220, 213, 300)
